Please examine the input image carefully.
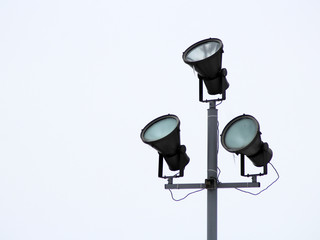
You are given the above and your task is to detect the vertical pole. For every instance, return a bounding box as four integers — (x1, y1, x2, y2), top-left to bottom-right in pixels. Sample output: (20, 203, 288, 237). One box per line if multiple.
(207, 101, 218, 240)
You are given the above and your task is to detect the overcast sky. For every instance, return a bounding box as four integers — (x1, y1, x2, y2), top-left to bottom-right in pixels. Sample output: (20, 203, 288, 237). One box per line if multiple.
(1, 0, 320, 239)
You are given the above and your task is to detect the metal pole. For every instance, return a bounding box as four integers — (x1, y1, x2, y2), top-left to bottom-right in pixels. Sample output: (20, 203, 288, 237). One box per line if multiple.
(207, 101, 218, 240)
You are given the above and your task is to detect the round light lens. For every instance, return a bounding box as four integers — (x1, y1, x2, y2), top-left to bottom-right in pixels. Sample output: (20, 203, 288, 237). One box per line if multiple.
(143, 117, 178, 142)
(185, 40, 222, 62)
(224, 118, 258, 151)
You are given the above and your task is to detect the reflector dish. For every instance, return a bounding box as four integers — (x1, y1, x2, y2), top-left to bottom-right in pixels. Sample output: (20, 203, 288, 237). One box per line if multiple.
(221, 115, 261, 156)
(143, 117, 178, 142)
(182, 38, 223, 79)
(184, 41, 222, 62)
(224, 118, 259, 151)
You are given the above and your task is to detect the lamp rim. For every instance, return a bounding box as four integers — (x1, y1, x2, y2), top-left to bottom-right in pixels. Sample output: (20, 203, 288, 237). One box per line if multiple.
(140, 114, 180, 144)
(182, 38, 223, 64)
(221, 114, 260, 153)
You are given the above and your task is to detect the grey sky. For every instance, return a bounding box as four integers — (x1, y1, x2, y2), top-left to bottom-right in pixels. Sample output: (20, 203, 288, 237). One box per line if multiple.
(0, 0, 319, 239)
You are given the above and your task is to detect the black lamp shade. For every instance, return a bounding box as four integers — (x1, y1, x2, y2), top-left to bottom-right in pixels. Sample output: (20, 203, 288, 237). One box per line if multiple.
(182, 38, 229, 95)
(183, 38, 223, 79)
(221, 114, 272, 167)
(140, 114, 189, 171)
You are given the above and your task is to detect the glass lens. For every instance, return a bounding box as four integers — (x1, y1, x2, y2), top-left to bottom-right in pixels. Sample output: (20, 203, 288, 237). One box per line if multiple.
(185, 41, 221, 62)
(224, 118, 258, 150)
(143, 117, 178, 142)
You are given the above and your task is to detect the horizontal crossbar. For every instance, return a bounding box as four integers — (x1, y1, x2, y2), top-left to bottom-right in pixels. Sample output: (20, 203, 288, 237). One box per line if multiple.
(165, 181, 260, 190)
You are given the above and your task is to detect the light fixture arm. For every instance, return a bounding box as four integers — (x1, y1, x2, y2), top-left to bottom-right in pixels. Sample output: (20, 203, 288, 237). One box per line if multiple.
(165, 178, 261, 190)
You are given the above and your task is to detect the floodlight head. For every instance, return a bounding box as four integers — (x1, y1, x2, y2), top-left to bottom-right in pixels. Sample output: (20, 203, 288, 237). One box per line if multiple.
(182, 38, 229, 95)
(140, 114, 189, 171)
(221, 114, 272, 167)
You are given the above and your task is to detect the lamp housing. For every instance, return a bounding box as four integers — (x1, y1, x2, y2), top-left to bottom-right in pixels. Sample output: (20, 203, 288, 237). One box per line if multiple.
(140, 114, 189, 171)
(183, 38, 229, 95)
(221, 114, 272, 167)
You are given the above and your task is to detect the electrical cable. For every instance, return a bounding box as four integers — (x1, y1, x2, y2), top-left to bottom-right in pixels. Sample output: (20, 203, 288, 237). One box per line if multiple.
(168, 188, 205, 201)
(235, 162, 280, 196)
(216, 100, 223, 106)
(168, 166, 221, 202)
(217, 166, 221, 182)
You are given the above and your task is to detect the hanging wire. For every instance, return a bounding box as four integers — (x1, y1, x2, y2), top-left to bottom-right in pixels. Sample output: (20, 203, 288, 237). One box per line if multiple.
(168, 166, 221, 202)
(168, 188, 206, 201)
(235, 162, 280, 196)
(217, 166, 222, 183)
(216, 100, 223, 106)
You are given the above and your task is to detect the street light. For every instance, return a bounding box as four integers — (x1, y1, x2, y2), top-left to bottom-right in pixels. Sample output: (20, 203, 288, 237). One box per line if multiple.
(140, 37, 277, 240)
(182, 38, 229, 98)
(221, 114, 273, 167)
(140, 114, 190, 177)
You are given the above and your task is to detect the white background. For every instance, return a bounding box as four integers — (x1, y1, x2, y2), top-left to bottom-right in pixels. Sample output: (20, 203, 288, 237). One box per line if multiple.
(1, 0, 319, 239)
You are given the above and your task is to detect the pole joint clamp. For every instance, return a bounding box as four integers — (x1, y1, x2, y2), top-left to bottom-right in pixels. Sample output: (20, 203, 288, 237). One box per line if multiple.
(205, 177, 217, 189)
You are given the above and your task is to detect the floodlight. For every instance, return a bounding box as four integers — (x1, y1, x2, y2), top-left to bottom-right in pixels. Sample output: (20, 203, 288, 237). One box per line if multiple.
(183, 38, 229, 95)
(140, 114, 190, 173)
(221, 114, 272, 167)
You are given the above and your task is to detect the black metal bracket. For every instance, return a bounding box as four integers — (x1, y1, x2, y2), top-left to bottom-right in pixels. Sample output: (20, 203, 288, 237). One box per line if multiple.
(240, 154, 268, 177)
(158, 153, 184, 179)
(205, 178, 217, 189)
(199, 68, 228, 103)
